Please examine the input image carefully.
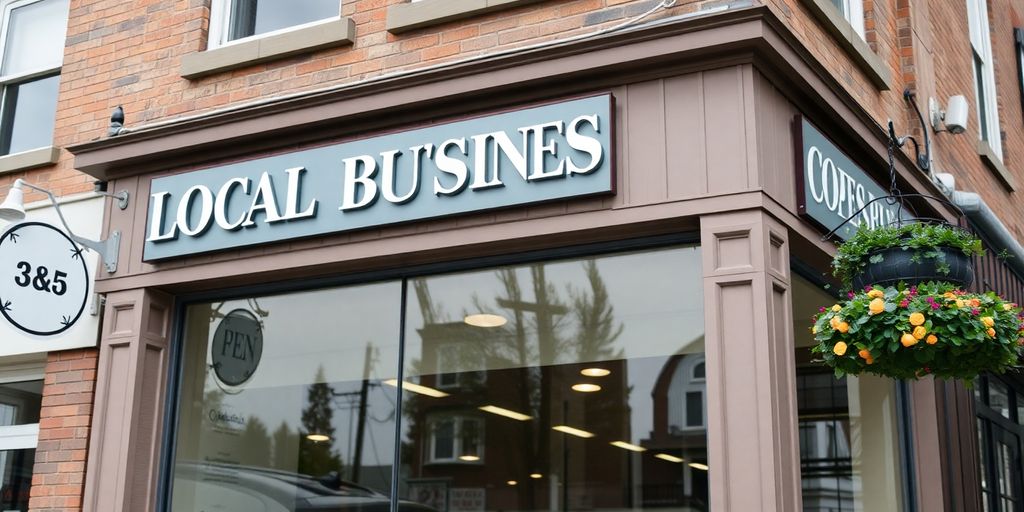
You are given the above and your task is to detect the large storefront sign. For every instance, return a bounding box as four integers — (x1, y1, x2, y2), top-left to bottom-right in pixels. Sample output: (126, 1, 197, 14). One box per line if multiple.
(145, 95, 614, 260)
(794, 116, 905, 240)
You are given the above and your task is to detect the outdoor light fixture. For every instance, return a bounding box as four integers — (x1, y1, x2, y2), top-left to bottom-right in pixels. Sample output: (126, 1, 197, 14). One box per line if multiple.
(507, 480, 518, 486)
(458, 455, 480, 462)
(479, 405, 532, 421)
(0, 178, 128, 273)
(529, 473, 543, 479)
(464, 313, 507, 328)
(382, 379, 450, 398)
(552, 425, 595, 438)
(306, 433, 330, 442)
(580, 368, 610, 377)
(688, 462, 709, 471)
(655, 454, 684, 463)
(571, 383, 601, 393)
(609, 441, 646, 452)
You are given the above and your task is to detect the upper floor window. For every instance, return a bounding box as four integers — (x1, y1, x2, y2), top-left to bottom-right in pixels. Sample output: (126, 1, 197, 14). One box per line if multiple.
(208, 0, 340, 48)
(0, 0, 67, 156)
(830, 0, 865, 39)
(968, 0, 1001, 159)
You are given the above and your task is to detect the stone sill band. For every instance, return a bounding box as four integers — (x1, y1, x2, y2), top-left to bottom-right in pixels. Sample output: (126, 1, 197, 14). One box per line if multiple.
(0, 146, 60, 175)
(800, 0, 892, 90)
(387, 0, 544, 34)
(977, 141, 1017, 192)
(180, 17, 356, 80)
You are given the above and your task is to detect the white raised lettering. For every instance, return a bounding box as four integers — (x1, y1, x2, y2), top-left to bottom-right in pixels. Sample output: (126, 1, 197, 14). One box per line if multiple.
(146, 191, 178, 242)
(282, 167, 317, 220)
(565, 114, 603, 175)
(177, 185, 214, 237)
(435, 138, 469, 196)
(340, 155, 379, 211)
(242, 172, 285, 226)
(214, 178, 249, 231)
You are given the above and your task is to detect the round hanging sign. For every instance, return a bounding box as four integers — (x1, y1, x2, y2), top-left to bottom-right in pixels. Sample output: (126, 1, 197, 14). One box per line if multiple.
(211, 309, 263, 387)
(0, 222, 90, 337)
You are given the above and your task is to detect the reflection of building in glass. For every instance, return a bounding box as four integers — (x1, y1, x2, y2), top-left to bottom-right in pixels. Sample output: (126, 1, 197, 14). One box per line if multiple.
(796, 369, 856, 512)
(639, 350, 709, 511)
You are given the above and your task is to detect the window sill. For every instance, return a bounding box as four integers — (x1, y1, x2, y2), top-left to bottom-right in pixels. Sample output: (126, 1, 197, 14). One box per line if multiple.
(387, 0, 544, 34)
(977, 140, 1017, 191)
(799, 0, 892, 90)
(180, 17, 356, 80)
(0, 146, 60, 175)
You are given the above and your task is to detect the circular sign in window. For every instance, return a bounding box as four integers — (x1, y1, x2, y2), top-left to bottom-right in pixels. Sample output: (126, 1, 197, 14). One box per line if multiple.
(211, 309, 263, 387)
(0, 222, 90, 337)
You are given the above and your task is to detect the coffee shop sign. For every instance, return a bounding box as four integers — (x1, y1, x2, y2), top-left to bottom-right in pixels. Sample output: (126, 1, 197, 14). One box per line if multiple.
(145, 95, 614, 260)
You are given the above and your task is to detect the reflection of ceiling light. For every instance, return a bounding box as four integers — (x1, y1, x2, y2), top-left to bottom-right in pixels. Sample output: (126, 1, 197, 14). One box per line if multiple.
(464, 313, 507, 328)
(529, 473, 542, 479)
(688, 462, 709, 471)
(382, 379, 450, 398)
(507, 480, 518, 486)
(571, 383, 601, 393)
(306, 434, 330, 442)
(655, 453, 684, 463)
(580, 368, 610, 377)
(459, 455, 480, 462)
(479, 405, 532, 421)
(610, 441, 646, 452)
(552, 425, 595, 438)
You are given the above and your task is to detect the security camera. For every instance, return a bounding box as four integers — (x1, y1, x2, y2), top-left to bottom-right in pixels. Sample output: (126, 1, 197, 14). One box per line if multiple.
(931, 95, 969, 134)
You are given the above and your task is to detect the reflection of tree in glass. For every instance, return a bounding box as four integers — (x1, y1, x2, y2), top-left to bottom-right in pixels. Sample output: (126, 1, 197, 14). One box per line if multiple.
(239, 417, 271, 467)
(299, 366, 343, 477)
(272, 421, 299, 471)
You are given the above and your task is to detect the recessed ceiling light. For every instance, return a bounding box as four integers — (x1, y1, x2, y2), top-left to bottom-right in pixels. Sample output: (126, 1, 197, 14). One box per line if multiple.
(464, 313, 507, 328)
(655, 453, 684, 463)
(383, 379, 450, 398)
(507, 480, 518, 486)
(459, 455, 480, 462)
(306, 433, 330, 442)
(580, 368, 610, 377)
(610, 441, 646, 452)
(552, 425, 595, 438)
(571, 383, 601, 393)
(479, 405, 532, 421)
(529, 473, 542, 479)
(688, 462, 709, 471)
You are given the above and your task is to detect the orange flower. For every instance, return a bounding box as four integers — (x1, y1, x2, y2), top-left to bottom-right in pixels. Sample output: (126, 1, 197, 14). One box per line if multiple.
(901, 333, 918, 347)
(909, 312, 925, 326)
(926, 334, 938, 345)
(836, 322, 850, 334)
(970, 298, 982, 308)
(981, 316, 995, 328)
(869, 298, 885, 315)
(833, 342, 848, 355)
(830, 316, 841, 329)
(865, 356, 875, 365)
(858, 349, 871, 360)
(944, 292, 957, 300)
(913, 326, 927, 340)
(867, 289, 884, 299)
(987, 328, 996, 338)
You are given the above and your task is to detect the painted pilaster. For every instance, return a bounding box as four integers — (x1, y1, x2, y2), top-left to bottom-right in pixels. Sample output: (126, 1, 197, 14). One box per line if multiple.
(701, 209, 801, 511)
(82, 288, 172, 512)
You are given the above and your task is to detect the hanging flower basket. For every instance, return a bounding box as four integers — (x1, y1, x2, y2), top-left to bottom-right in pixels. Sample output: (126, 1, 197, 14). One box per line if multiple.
(811, 283, 1023, 380)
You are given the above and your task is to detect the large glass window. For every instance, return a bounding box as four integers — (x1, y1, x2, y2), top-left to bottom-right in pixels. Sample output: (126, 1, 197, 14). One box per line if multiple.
(967, 0, 1001, 159)
(975, 375, 1024, 511)
(0, 0, 67, 156)
(791, 274, 905, 512)
(0, 376, 43, 512)
(169, 245, 708, 512)
(208, 0, 340, 47)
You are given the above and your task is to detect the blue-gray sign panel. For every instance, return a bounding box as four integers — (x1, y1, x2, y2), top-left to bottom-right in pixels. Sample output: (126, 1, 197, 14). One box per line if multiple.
(144, 95, 614, 260)
(796, 116, 907, 240)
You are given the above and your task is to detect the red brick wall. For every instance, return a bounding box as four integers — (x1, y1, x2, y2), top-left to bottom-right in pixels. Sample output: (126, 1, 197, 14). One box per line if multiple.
(29, 349, 97, 512)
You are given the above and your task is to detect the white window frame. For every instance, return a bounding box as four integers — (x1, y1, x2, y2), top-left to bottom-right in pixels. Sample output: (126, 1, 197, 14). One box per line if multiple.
(835, 0, 866, 40)
(0, 367, 44, 453)
(207, 0, 342, 50)
(968, 0, 1002, 159)
(681, 356, 706, 430)
(0, 0, 66, 156)
(426, 415, 484, 464)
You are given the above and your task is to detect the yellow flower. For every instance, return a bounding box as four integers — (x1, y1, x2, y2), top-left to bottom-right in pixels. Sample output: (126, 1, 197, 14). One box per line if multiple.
(913, 326, 927, 340)
(836, 322, 850, 334)
(1004, 303, 1014, 311)
(901, 333, 918, 347)
(987, 328, 996, 338)
(926, 334, 938, 345)
(909, 312, 925, 326)
(812, 325, 818, 334)
(833, 341, 848, 355)
(956, 299, 965, 308)
(831, 304, 842, 312)
(867, 289, 884, 299)
(869, 298, 885, 315)
(944, 292, 957, 300)
(981, 316, 995, 328)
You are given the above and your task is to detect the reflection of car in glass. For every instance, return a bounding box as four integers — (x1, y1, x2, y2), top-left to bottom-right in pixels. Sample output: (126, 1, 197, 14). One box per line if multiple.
(175, 461, 438, 512)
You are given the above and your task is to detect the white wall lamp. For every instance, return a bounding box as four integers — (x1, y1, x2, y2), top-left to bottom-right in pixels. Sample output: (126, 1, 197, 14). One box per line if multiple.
(929, 95, 969, 134)
(0, 179, 128, 273)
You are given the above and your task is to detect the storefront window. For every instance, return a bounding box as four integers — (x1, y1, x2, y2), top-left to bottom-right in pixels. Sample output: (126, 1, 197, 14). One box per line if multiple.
(791, 274, 905, 512)
(0, 378, 43, 512)
(169, 245, 706, 512)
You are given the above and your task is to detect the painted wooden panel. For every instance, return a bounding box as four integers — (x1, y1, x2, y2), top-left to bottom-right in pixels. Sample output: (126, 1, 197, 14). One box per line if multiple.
(665, 73, 708, 198)
(754, 71, 799, 213)
(624, 80, 669, 205)
(704, 67, 753, 195)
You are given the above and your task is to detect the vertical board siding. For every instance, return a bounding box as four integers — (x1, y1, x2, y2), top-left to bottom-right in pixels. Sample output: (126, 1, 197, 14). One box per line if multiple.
(754, 72, 799, 212)
(624, 79, 669, 205)
(704, 67, 753, 195)
(665, 73, 708, 198)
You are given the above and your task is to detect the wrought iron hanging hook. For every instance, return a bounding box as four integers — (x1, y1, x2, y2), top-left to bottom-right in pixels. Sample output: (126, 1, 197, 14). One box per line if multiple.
(901, 88, 931, 172)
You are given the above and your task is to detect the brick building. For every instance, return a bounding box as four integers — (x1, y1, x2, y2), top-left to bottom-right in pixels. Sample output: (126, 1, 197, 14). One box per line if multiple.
(0, 0, 1020, 510)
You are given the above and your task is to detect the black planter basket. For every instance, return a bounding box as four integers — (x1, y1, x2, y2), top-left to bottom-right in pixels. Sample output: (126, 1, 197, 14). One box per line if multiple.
(851, 246, 976, 291)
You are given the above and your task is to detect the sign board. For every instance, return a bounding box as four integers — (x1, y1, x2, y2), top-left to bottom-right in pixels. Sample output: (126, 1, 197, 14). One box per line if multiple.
(794, 116, 909, 240)
(449, 488, 485, 512)
(145, 94, 615, 260)
(0, 222, 89, 336)
(211, 309, 263, 387)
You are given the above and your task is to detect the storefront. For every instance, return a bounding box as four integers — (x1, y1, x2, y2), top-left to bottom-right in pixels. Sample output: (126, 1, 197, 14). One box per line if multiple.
(65, 7, 961, 511)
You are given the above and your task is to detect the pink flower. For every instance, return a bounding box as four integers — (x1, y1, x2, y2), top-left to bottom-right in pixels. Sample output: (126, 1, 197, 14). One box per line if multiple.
(848, 291, 856, 299)
(864, 285, 872, 292)
(931, 302, 941, 310)
(819, 306, 827, 313)
(899, 299, 909, 308)
(909, 287, 918, 296)
(972, 308, 981, 315)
